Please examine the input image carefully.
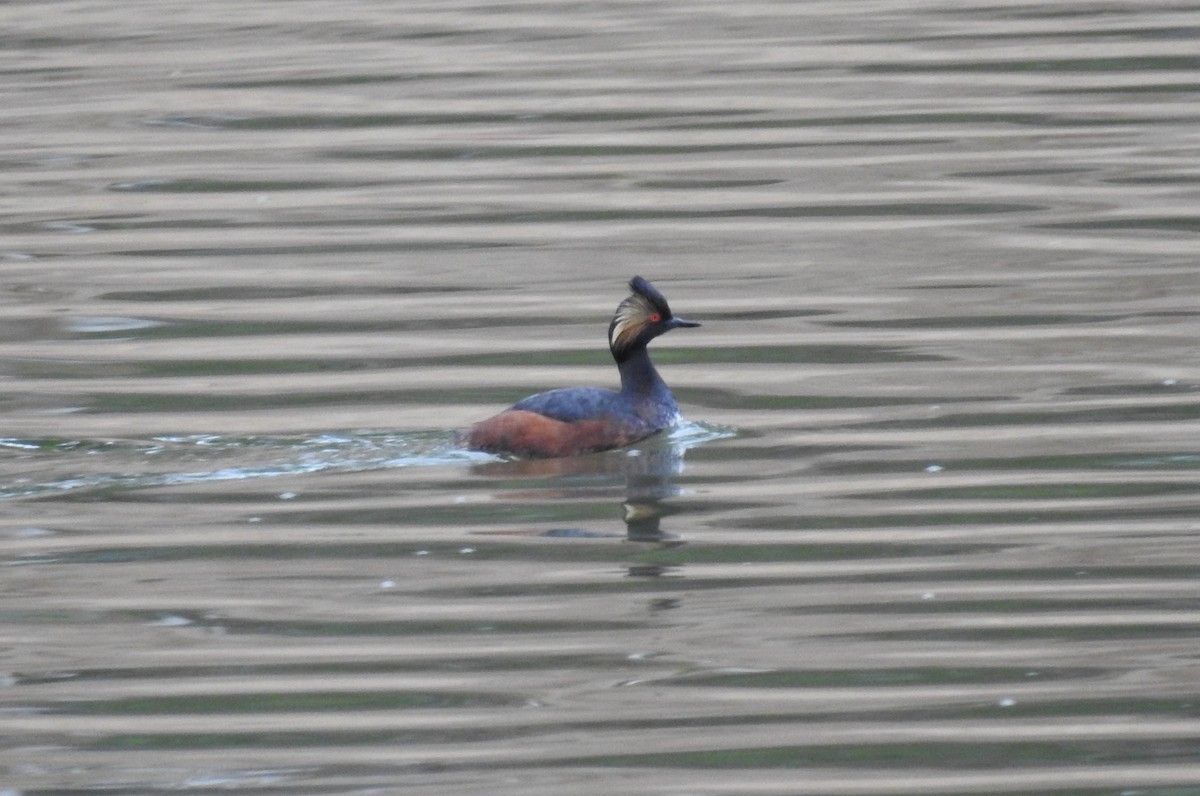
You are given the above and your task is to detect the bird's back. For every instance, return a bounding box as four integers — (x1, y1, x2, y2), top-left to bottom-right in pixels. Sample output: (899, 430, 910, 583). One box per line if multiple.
(511, 386, 624, 423)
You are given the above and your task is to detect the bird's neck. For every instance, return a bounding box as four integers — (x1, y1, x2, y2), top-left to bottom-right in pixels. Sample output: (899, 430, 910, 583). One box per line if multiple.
(616, 346, 667, 398)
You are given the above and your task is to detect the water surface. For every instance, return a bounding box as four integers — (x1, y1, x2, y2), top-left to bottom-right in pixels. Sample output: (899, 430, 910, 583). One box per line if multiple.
(4, 1, 1200, 793)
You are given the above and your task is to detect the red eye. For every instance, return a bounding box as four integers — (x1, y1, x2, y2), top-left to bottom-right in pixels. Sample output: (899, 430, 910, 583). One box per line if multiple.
(648, 313, 661, 322)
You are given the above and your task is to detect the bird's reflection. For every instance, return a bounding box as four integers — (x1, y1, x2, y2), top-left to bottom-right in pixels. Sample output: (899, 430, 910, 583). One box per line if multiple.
(469, 428, 703, 572)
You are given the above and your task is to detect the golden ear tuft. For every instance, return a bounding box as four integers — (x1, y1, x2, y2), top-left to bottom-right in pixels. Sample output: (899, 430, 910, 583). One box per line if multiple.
(609, 291, 655, 353)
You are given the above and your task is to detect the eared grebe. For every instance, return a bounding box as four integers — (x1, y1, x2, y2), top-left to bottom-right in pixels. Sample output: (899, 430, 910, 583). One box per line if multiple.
(465, 276, 700, 458)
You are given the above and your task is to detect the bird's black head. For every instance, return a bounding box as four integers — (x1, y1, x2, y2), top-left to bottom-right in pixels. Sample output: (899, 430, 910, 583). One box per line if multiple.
(608, 276, 700, 360)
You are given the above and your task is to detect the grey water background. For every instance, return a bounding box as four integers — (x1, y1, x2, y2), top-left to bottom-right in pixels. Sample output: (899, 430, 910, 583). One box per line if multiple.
(4, 1, 1200, 793)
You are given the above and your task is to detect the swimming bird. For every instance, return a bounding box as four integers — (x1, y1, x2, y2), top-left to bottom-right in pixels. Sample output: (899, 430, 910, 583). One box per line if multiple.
(465, 276, 700, 458)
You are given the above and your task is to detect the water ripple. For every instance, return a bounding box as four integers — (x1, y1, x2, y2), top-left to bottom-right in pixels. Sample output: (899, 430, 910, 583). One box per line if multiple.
(0, 420, 732, 501)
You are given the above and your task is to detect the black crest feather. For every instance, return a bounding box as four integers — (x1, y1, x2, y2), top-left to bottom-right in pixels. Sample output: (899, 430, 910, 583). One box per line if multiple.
(609, 276, 674, 356)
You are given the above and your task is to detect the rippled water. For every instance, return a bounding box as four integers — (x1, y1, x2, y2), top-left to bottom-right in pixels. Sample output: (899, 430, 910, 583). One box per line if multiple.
(5, 1, 1200, 793)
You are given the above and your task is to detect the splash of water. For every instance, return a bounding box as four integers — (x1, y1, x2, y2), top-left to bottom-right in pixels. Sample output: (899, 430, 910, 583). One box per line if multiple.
(0, 431, 482, 501)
